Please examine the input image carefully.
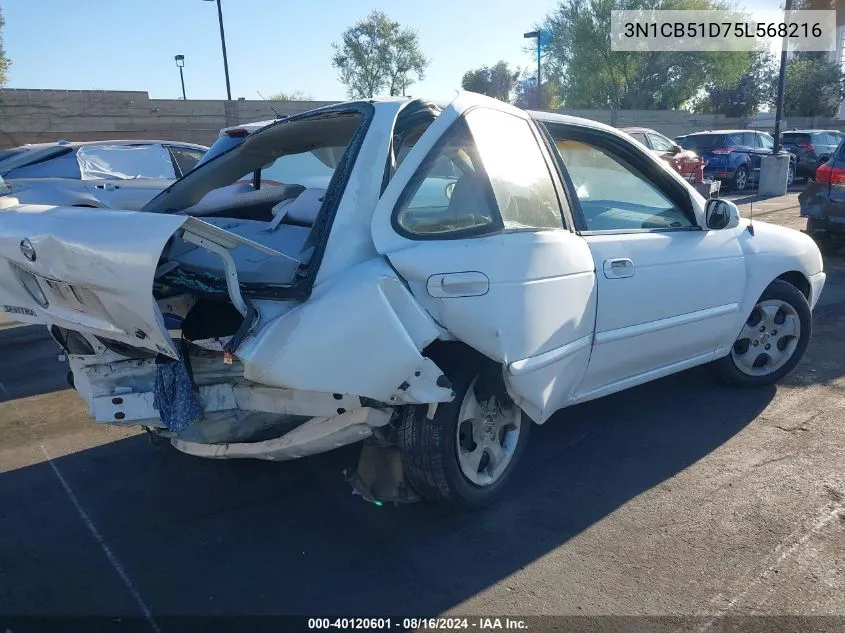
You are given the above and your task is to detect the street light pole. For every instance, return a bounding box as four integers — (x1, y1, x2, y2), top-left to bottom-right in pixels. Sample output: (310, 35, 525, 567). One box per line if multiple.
(524, 31, 542, 109)
(772, 0, 793, 153)
(204, 0, 232, 100)
(174, 55, 186, 100)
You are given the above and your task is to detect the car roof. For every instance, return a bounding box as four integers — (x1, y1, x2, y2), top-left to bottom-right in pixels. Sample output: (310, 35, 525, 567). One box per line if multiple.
(680, 130, 767, 136)
(618, 127, 657, 134)
(1, 139, 208, 152)
(784, 129, 841, 134)
(528, 110, 629, 135)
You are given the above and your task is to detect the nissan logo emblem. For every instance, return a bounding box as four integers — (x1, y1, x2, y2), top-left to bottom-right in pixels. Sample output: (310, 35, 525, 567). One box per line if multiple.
(20, 238, 36, 262)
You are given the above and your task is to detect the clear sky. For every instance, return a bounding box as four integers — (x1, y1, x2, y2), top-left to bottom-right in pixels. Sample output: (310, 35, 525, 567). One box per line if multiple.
(2, 0, 786, 102)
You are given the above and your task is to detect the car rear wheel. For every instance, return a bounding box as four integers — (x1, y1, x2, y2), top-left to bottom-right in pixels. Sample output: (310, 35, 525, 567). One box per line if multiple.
(713, 280, 811, 388)
(787, 162, 795, 188)
(733, 166, 749, 192)
(397, 353, 529, 509)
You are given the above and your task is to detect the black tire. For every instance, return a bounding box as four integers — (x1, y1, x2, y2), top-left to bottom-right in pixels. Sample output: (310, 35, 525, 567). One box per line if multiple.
(787, 162, 795, 188)
(732, 165, 750, 192)
(396, 350, 530, 509)
(713, 279, 811, 388)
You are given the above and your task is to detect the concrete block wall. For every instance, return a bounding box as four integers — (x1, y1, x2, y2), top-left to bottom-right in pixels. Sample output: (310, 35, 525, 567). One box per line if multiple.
(0, 88, 842, 151)
(0, 89, 337, 149)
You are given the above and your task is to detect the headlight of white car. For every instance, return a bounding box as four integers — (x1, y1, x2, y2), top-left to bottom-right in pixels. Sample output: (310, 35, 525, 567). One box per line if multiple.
(15, 266, 48, 307)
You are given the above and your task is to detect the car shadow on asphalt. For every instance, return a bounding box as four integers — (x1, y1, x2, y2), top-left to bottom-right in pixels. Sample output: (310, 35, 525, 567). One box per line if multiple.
(0, 367, 775, 618)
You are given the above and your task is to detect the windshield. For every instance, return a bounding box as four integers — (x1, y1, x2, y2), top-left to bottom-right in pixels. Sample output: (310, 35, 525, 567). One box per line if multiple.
(195, 135, 246, 168)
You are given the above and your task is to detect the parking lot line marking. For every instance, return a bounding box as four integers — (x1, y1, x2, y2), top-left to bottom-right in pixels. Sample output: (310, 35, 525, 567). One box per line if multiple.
(39, 444, 161, 633)
(698, 500, 845, 630)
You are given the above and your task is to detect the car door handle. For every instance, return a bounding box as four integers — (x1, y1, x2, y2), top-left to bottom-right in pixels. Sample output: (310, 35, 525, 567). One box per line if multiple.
(427, 272, 489, 297)
(95, 183, 120, 191)
(603, 258, 635, 279)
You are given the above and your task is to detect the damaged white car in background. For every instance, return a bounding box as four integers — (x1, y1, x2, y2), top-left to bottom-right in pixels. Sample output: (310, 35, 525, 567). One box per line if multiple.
(0, 93, 826, 508)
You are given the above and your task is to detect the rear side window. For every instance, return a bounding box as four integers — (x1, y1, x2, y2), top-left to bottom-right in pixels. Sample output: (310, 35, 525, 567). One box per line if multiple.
(739, 132, 756, 147)
(678, 134, 736, 151)
(629, 132, 648, 145)
(783, 133, 810, 145)
(394, 110, 564, 238)
(648, 133, 675, 152)
(3, 149, 81, 179)
(167, 146, 205, 176)
(821, 132, 840, 146)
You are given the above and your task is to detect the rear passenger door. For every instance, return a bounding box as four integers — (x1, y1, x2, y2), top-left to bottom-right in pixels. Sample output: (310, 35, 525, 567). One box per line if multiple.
(372, 95, 598, 422)
(748, 132, 769, 180)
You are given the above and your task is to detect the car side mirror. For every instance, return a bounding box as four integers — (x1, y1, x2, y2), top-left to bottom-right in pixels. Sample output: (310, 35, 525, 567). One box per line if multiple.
(671, 144, 683, 154)
(705, 198, 740, 230)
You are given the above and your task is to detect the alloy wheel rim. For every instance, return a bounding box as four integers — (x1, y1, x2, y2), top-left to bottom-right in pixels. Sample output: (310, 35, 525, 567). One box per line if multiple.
(736, 169, 747, 190)
(731, 299, 801, 376)
(455, 377, 521, 487)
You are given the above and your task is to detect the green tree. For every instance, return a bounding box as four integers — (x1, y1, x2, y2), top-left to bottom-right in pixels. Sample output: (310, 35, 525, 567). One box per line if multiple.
(461, 61, 519, 101)
(331, 11, 429, 98)
(694, 50, 777, 117)
(779, 55, 845, 117)
(512, 70, 562, 109)
(541, 0, 752, 110)
(0, 8, 10, 87)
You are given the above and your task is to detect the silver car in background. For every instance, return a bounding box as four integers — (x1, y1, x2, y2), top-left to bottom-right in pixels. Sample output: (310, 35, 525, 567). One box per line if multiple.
(0, 140, 208, 210)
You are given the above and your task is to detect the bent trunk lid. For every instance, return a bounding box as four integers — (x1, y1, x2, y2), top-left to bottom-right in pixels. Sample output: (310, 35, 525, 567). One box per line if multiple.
(0, 206, 280, 358)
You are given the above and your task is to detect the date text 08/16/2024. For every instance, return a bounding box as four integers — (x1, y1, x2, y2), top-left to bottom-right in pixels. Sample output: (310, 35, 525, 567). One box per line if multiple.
(307, 617, 529, 630)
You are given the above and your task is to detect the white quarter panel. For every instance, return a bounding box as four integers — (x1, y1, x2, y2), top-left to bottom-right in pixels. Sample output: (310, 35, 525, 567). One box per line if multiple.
(578, 226, 746, 395)
(236, 258, 444, 402)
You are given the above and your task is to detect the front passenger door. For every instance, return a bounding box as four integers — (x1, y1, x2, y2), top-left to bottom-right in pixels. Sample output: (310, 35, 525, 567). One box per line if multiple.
(543, 124, 747, 401)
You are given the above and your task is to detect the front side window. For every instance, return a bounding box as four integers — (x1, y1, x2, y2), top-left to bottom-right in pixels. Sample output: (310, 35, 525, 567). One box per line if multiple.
(395, 109, 563, 238)
(648, 133, 675, 152)
(740, 132, 756, 147)
(552, 136, 695, 232)
(759, 134, 774, 151)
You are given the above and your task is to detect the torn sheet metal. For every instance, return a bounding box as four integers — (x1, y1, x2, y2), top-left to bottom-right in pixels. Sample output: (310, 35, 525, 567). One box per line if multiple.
(237, 257, 447, 402)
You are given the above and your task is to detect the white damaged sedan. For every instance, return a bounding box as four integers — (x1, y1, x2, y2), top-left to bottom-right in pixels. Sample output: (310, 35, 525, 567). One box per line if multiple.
(0, 93, 825, 508)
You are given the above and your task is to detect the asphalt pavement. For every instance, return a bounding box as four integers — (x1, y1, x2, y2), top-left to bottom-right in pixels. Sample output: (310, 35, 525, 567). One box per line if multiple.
(1, 202, 844, 629)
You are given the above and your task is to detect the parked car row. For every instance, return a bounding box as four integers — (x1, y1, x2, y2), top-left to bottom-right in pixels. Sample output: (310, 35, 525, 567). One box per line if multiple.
(0, 139, 208, 210)
(0, 92, 826, 508)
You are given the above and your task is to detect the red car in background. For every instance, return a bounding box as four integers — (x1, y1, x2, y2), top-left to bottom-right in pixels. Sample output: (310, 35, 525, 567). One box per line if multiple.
(620, 127, 705, 184)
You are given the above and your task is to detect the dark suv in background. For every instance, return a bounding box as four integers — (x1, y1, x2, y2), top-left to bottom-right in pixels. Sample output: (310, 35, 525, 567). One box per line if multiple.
(675, 130, 796, 192)
(781, 130, 843, 182)
(799, 136, 845, 253)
